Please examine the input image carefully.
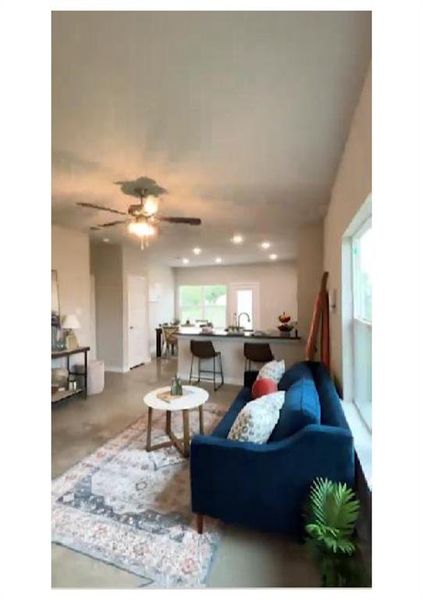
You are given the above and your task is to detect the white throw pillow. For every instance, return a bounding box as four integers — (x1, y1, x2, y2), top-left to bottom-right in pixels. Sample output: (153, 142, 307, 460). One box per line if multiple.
(228, 391, 285, 443)
(257, 359, 285, 383)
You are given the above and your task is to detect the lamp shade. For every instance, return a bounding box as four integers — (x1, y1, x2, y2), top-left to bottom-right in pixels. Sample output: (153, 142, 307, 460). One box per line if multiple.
(62, 314, 81, 330)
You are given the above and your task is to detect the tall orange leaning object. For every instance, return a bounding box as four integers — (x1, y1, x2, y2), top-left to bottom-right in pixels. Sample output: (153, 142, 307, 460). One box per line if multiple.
(305, 271, 330, 370)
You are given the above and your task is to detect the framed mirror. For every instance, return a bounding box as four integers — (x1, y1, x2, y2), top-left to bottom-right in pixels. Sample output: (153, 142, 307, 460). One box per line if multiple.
(52, 270, 60, 327)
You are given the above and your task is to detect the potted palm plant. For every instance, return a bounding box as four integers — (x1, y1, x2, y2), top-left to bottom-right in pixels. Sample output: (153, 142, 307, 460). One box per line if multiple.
(304, 477, 369, 587)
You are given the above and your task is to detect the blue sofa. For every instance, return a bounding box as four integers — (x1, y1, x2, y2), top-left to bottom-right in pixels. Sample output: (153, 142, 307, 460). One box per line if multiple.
(190, 361, 354, 535)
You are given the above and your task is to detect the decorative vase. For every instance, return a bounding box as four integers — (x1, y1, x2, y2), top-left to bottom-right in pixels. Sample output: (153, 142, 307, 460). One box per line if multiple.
(175, 377, 183, 395)
(65, 330, 79, 350)
(170, 376, 183, 396)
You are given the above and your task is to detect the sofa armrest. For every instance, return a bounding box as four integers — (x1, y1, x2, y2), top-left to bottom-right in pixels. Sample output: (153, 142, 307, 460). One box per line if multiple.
(190, 425, 354, 532)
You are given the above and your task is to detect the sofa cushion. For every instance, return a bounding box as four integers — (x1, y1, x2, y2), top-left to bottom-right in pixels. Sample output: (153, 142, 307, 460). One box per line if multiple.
(309, 362, 350, 429)
(212, 386, 251, 438)
(278, 361, 314, 391)
(252, 377, 278, 399)
(269, 378, 320, 441)
(228, 392, 285, 443)
(257, 360, 285, 383)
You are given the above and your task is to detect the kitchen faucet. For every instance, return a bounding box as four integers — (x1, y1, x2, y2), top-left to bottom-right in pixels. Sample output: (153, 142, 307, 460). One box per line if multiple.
(237, 312, 251, 328)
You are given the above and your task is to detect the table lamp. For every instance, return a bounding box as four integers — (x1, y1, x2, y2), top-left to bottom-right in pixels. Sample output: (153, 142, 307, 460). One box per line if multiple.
(62, 314, 81, 350)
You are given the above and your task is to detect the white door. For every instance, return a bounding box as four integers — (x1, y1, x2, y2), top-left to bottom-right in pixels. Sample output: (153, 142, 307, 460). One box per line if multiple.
(228, 283, 260, 329)
(128, 275, 150, 368)
(90, 275, 97, 359)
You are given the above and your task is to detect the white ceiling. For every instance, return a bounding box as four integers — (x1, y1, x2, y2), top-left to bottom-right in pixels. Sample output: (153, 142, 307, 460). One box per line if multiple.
(52, 11, 371, 267)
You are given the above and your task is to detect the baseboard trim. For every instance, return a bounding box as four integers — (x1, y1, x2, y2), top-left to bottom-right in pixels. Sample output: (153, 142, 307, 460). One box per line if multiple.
(106, 358, 151, 373)
(105, 365, 128, 373)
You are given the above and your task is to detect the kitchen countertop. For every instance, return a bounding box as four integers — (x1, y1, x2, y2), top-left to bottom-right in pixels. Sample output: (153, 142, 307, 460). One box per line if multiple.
(176, 327, 301, 340)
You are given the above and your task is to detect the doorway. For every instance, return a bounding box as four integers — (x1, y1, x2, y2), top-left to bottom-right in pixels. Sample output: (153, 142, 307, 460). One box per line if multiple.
(228, 282, 260, 329)
(90, 274, 97, 359)
(127, 275, 150, 368)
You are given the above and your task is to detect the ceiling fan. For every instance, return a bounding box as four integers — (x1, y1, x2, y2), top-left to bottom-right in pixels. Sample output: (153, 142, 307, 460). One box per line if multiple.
(76, 176, 201, 249)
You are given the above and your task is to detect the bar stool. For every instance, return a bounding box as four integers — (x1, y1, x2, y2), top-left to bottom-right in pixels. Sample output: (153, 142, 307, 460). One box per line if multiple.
(189, 340, 224, 391)
(243, 342, 274, 371)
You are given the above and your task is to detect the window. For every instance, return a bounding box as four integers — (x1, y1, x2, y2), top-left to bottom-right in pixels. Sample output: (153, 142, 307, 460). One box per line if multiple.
(351, 217, 372, 429)
(352, 220, 372, 322)
(179, 285, 227, 327)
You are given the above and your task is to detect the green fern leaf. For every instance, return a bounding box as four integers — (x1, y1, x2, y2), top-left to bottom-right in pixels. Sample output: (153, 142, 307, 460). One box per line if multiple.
(305, 477, 360, 556)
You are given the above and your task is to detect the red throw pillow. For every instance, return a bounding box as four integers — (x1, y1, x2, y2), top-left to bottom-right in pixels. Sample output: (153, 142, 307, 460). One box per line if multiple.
(251, 377, 277, 400)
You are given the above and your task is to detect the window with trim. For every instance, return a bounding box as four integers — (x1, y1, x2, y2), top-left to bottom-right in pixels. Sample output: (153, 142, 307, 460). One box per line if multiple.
(351, 217, 372, 429)
(178, 285, 227, 327)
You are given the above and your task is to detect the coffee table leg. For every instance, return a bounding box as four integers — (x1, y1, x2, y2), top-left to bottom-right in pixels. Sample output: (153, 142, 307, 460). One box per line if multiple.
(199, 405, 204, 434)
(182, 409, 190, 457)
(146, 407, 153, 451)
(166, 410, 171, 435)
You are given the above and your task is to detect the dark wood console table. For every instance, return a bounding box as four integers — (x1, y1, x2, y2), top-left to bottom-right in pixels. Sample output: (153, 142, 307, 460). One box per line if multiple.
(51, 346, 90, 404)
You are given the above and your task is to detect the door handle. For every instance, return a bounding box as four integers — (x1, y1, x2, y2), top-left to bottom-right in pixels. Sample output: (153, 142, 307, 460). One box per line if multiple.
(130, 326, 134, 330)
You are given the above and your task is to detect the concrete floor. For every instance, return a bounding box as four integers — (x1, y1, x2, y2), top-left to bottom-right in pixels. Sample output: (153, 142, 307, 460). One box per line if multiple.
(52, 357, 320, 588)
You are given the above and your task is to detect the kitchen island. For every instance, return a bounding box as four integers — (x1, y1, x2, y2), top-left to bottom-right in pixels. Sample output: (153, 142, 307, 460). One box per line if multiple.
(176, 328, 304, 386)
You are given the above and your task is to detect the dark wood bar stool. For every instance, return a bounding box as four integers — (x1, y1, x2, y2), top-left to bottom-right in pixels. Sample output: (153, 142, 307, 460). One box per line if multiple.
(243, 342, 274, 371)
(189, 340, 224, 391)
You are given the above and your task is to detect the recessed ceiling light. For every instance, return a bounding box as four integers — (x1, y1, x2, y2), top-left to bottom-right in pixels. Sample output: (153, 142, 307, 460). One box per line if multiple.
(269, 254, 278, 260)
(192, 247, 202, 255)
(103, 238, 110, 243)
(182, 258, 189, 265)
(261, 241, 270, 249)
(215, 257, 222, 264)
(232, 234, 244, 244)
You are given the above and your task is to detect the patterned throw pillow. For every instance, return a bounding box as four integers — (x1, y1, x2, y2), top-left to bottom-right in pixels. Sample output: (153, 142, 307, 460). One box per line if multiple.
(228, 391, 285, 443)
(257, 360, 285, 383)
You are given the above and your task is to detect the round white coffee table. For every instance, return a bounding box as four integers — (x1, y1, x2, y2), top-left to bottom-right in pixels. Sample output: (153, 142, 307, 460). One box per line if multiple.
(143, 385, 209, 457)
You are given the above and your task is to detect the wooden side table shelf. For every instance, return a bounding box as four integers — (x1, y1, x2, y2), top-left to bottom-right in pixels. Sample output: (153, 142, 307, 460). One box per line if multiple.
(51, 346, 90, 404)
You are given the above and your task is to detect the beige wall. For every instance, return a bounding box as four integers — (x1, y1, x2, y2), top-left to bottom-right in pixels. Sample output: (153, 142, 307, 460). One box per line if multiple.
(324, 66, 371, 386)
(297, 222, 324, 339)
(174, 261, 297, 330)
(91, 243, 175, 367)
(52, 226, 91, 352)
(147, 262, 175, 352)
(121, 247, 176, 359)
(90, 243, 124, 371)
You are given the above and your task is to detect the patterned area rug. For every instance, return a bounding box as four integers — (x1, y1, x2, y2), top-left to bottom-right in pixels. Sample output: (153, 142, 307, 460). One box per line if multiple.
(52, 402, 226, 587)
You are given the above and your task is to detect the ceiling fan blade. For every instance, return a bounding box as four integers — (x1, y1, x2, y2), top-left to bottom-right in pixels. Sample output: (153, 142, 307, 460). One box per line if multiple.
(77, 202, 127, 216)
(158, 216, 202, 225)
(92, 219, 128, 229)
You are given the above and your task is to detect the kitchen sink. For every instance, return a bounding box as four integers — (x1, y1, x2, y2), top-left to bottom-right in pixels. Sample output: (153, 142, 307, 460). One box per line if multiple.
(224, 327, 254, 336)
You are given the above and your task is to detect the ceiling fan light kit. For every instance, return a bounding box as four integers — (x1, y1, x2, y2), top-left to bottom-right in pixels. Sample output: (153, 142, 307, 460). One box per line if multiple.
(128, 218, 158, 249)
(76, 176, 201, 250)
(142, 196, 159, 216)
